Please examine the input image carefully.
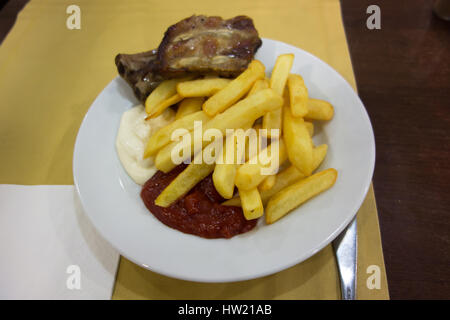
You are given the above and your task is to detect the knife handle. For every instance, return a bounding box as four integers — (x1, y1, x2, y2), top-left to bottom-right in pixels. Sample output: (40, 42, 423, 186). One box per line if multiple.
(332, 217, 357, 300)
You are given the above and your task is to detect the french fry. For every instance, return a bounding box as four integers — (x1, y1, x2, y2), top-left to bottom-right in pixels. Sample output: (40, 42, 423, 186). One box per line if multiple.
(265, 168, 338, 224)
(223, 144, 328, 207)
(262, 54, 294, 137)
(202, 60, 265, 116)
(262, 166, 305, 201)
(204, 88, 282, 132)
(311, 144, 328, 171)
(146, 94, 183, 119)
(306, 99, 334, 121)
(175, 97, 204, 120)
(239, 187, 264, 220)
(221, 197, 241, 207)
(262, 108, 282, 138)
(305, 121, 314, 137)
(145, 77, 192, 114)
(144, 111, 210, 158)
(213, 150, 238, 199)
(259, 144, 328, 204)
(259, 175, 276, 191)
(155, 89, 283, 173)
(283, 104, 314, 175)
(154, 153, 215, 207)
(177, 78, 231, 97)
(270, 54, 294, 95)
(154, 131, 196, 173)
(247, 79, 269, 96)
(212, 123, 252, 199)
(235, 138, 287, 190)
(261, 166, 306, 203)
(288, 74, 308, 117)
(244, 123, 263, 162)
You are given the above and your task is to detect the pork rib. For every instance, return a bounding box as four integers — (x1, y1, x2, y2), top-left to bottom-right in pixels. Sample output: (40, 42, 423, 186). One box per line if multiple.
(115, 50, 165, 102)
(157, 15, 262, 77)
(115, 15, 262, 102)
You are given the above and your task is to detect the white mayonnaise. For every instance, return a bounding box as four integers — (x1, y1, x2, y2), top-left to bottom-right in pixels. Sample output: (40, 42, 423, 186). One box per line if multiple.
(115, 104, 175, 185)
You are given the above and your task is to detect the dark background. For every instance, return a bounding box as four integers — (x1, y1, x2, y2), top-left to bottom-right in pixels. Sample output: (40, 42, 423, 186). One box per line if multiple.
(341, 0, 450, 299)
(1, 0, 449, 299)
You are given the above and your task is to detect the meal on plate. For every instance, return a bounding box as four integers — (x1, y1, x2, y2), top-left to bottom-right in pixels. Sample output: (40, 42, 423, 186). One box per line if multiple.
(115, 15, 337, 239)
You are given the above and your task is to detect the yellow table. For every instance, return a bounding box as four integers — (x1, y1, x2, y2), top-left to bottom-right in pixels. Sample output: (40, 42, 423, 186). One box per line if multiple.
(0, 0, 389, 299)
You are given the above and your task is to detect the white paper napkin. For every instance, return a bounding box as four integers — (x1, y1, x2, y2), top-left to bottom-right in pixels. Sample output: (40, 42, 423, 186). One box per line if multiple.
(0, 185, 120, 299)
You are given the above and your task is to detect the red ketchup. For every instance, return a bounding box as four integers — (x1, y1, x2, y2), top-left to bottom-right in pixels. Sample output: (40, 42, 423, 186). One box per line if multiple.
(141, 164, 258, 239)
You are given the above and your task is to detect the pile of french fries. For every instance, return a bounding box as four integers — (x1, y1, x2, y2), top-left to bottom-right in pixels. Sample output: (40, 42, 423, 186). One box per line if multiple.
(143, 54, 337, 224)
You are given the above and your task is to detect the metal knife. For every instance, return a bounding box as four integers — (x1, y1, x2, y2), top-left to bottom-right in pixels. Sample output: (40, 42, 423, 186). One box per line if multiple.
(332, 217, 357, 300)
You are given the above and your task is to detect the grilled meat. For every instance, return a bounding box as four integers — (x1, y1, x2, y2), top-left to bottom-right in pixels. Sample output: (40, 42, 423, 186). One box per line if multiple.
(115, 15, 262, 103)
(157, 15, 262, 77)
(115, 50, 164, 102)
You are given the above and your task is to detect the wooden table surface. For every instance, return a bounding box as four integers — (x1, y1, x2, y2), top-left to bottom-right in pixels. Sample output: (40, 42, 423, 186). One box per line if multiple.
(1, 0, 449, 299)
(341, 0, 450, 299)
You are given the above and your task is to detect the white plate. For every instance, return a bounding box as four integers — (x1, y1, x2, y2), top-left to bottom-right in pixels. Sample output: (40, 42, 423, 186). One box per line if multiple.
(73, 38, 375, 282)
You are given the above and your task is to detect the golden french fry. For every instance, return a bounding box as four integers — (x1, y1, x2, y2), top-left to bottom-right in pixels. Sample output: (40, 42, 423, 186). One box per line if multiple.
(266, 168, 337, 224)
(311, 144, 328, 170)
(204, 88, 282, 132)
(264, 144, 327, 203)
(243, 123, 265, 162)
(212, 123, 252, 199)
(155, 131, 195, 173)
(145, 77, 192, 114)
(262, 108, 282, 138)
(288, 74, 308, 117)
(239, 187, 264, 220)
(175, 97, 204, 120)
(262, 54, 294, 136)
(144, 111, 210, 158)
(306, 99, 334, 121)
(213, 154, 238, 199)
(259, 175, 276, 191)
(251, 122, 263, 156)
(270, 54, 294, 96)
(146, 94, 183, 119)
(247, 78, 269, 97)
(155, 89, 283, 173)
(203, 60, 265, 116)
(260, 144, 328, 203)
(154, 154, 215, 207)
(221, 197, 241, 207)
(177, 78, 231, 97)
(305, 121, 314, 137)
(261, 166, 304, 202)
(223, 144, 328, 207)
(283, 104, 314, 175)
(235, 138, 287, 190)
(262, 90, 286, 139)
